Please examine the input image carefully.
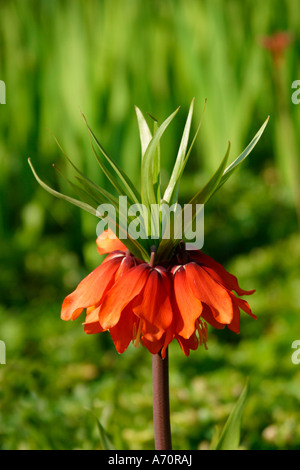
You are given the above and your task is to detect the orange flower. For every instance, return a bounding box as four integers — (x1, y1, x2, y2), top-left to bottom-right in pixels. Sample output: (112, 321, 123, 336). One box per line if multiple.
(261, 31, 293, 66)
(61, 231, 255, 358)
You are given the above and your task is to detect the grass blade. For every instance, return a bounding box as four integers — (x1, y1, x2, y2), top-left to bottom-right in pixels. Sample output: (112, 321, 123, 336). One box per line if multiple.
(213, 378, 249, 450)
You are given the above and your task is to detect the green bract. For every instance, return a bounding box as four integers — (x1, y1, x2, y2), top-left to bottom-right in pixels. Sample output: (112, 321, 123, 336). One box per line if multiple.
(28, 100, 269, 263)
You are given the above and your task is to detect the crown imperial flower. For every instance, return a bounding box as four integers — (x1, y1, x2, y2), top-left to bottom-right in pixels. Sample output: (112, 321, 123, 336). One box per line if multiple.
(61, 230, 255, 357)
(29, 99, 268, 355)
(29, 100, 268, 450)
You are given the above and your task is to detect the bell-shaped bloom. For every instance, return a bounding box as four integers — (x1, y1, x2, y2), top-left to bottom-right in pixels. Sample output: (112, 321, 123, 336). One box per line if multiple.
(92, 263, 173, 355)
(61, 229, 130, 322)
(167, 250, 255, 356)
(61, 232, 255, 358)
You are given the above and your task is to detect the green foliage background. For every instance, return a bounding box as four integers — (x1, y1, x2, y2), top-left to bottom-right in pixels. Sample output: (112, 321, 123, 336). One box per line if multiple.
(0, 0, 299, 450)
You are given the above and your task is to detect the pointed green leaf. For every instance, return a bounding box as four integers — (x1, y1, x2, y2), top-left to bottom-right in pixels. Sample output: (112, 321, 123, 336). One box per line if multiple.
(29, 159, 148, 260)
(164, 99, 207, 206)
(209, 426, 221, 451)
(81, 113, 141, 205)
(148, 114, 161, 205)
(185, 141, 230, 214)
(141, 107, 180, 240)
(142, 107, 180, 206)
(215, 116, 269, 193)
(141, 108, 179, 215)
(159, 142, 230, 261)
(163, 98, 195, 204)
(75, 176, 120, 208)
(185, 98, 207, 162)
(85, 409, 115, 450)
(49, 130, 119, 207)
(135, 106, 153, 158)
(52, 164, 102, 207)
(214, 379, 249, 450)
(28, 159, 98, 217)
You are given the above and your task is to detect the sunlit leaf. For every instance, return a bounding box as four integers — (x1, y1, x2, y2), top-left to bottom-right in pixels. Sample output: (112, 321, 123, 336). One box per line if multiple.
(213, 378, 249, 450)
(28, 159, 98, 217)
(135, 106, 152, 158)
(82, 113, 141, 205)
(86, 409, 115, 451)
(141, 107, 180, 237)
(28, 159, 148, 261)
(48, 131, 119, 207)
(164, 99, 207, 206)
(181, 142, 230, 236)
(147, 114, 161, 206)
(215, 116, 269, 193)
(163, 98, 195, 204)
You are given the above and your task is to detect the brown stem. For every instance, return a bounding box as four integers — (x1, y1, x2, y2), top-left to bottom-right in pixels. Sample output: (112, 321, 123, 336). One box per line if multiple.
(150, 244, 172, 450)
(152, 348, 172, 450)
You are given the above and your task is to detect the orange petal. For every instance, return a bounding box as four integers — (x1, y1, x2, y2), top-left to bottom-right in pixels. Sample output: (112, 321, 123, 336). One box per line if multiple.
(96, 229, 127, 255)
(83, 305, 105, 334)
(185, 262, 234, 325)
(114, 253, 137, 282)
(173, 266, 203, 339)
(141, 335, 166, 356)
(61, 254, 124, 321)
(230, 293, 257, 319)
(189, 250, 255, 296)
(141, 324, 175, 358)
(176, 332, 199, 357)
(84, 323, 103, 334)
(99, 264, 149, 330)
(133, 268, 173, 341)
(109, 306, 137, 354)
(201, 304, 225, 330)
(227, 301, 240, 334)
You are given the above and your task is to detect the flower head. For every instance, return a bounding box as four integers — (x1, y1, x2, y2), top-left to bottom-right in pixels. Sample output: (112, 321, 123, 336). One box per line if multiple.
(61, 231, 255, 357)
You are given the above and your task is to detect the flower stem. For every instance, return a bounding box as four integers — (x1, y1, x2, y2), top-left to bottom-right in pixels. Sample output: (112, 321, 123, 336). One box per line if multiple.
(152, 348, 172, 450)
(150, 245, 172, 450)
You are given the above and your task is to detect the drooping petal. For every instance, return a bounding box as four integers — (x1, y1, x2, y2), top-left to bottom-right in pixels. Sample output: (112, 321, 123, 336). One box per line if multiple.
(98, 264, 149, 330)
(237, 297, 256, 318)
(185, 262, 234, 325)
(141, 335, 166, 356)
(172, 265, 203, 339)
(142, 328, 174, 359)
(96, 229, 127, 255)
(83, 306, 104, 334)
(229, 292, 257, 319)
(200, 303, 225, 330)
(133, 267, 173, 341)
(176, 332, 199, 357)
(61, 253, 125, 321)
(227, 302, 240, 334)
(109, 306, 137, 354)
(189, 250, 255, 296)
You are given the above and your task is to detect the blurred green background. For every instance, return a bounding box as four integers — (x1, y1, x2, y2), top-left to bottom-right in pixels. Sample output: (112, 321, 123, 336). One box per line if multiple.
(0, 0, 300, 450)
